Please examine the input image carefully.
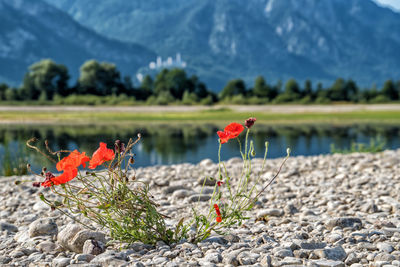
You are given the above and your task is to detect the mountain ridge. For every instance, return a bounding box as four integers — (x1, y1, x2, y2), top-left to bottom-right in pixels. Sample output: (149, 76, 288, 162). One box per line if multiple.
(43, 0, 400, 90)
(0, 0, 156, 86)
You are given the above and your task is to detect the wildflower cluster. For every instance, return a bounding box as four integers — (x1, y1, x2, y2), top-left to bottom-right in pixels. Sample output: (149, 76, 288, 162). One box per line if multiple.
(188, 117, 289, 242)
(23, 117, 288, 245)
(26, 135, 177, 245)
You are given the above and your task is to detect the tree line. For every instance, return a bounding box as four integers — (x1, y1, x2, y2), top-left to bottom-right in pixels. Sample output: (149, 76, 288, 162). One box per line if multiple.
(0, 59, 399, 105)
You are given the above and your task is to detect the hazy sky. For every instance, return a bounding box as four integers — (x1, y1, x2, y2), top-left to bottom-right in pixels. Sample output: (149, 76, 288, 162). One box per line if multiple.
(374, 0, 400, 11)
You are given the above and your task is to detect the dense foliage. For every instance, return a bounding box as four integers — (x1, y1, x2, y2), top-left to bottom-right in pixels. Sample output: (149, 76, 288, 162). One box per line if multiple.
(1, 59, 400, 105)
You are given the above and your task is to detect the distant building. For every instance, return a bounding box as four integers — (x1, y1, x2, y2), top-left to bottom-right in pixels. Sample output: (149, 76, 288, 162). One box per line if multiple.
(148, 53, 187, 70)
(137, 53, 187, 82)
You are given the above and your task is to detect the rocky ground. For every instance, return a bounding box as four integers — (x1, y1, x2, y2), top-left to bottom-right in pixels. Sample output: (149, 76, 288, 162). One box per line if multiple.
(1, 150, 400, 266)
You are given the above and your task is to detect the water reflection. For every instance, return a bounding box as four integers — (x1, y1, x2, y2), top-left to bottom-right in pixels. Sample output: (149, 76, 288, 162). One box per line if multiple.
(1, 123, 400, 175)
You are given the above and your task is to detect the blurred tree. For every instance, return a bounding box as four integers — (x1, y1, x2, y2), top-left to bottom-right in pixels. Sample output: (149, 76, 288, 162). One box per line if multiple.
(304, 80, 313, 98)
(344, 79, 359, 102)
(284, 78, 301, 100)
(220, 79, 246, 99)
(78, 60, 123, 96)
(4, 88, 17, 101)
(135, 75, 153, 100)
(189, 75, 209, 99)
(153, 68, 190, 100)
(253, 76, 275, 99)
(20, 59, 69, 100)
(382, 80, 398, 100)
(0, 83, 7, 100)
(328, 78, 346, 101)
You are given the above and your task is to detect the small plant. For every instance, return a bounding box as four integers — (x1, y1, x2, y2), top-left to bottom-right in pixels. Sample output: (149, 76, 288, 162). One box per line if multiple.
(25, 136, 178, 245)
(186, 118, 290, 242)
(22, 117, 289, 245)
(330, 136, 386, 154)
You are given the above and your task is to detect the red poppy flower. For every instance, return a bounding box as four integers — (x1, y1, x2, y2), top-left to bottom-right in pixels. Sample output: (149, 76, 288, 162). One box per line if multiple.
(214, 204, 222, 223)
(217, 181, 224, 186)
(89, 142, 115, 169)
(41, 168, 78, 187)
(56, 150, 90, 171)
(224, 123, 244, 139)
(217, 131, 230, 144)
(217, 122, 244, 144)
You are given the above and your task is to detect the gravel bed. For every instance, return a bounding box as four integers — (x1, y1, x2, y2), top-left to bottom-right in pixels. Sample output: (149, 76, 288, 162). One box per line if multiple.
(1, 150, 400, 266)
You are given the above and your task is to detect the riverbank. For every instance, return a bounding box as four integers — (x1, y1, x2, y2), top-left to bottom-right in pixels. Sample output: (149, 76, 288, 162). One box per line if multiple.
(1, 150, 400, 266)
(1, 104, 400, 125)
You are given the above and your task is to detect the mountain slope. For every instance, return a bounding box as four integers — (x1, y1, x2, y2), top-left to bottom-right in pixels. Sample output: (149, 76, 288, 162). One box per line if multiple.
(0, 0, 155, 86)
(44, 0, 400, 89)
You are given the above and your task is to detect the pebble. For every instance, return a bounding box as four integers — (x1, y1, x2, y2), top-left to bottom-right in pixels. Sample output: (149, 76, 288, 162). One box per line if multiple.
(28, 218, 58, 238)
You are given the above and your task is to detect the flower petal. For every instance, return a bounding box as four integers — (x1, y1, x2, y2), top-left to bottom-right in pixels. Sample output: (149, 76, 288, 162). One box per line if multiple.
(224, 123, 244, 139)
(89, 142, 115, 169)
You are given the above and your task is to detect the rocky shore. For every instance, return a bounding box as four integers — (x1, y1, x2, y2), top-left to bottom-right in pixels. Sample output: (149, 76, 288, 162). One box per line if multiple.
(1, 150, 400, 266)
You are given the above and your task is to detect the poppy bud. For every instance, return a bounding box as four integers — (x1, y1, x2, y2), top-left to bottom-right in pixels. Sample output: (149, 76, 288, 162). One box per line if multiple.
(245, 117, 256, 129)
(32, 182, 41, 187)
(129, 157, 135, 164)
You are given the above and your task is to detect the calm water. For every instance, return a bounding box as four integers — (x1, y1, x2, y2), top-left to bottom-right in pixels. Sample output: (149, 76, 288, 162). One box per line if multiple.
(1, 123, 400, 174)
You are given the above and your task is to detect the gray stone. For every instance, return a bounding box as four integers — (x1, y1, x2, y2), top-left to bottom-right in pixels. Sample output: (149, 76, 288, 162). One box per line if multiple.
(199, 159, 214, 167)
(75, 253, 95, 262)
(37, 240, 57, 253)
(153, 256, 168, 265)
(260, 255, 272, 266)
(201, 236, 228, 245)
(223, 252, 240, 266)
(224, 234, 240, 243)
(28, 252, 46, 262)
(10, 250, 25, 258)
(52, 257, 71, 267)
(91, 250, 128, 265)
(58, 224, 105, 254)
(312, 259, 345, 267)
(257, 208, 284, 218)
(0, 256, 12, 264)
(274, 248, 294, 258)
(316, 246, 347, 261)
(204, 252, 222, 263)
(377, 242, 394, 253)
(280, 257, 303, 265)
(237, 251, 260, 265)
(188, 194, 211, 203)
(374, 252, 396, 262)
(0, 221, 18, 232)
(284, 203, 299, 215)
(57, 224, 82, 251)
(326, 218, 362, 230)
(29, 218, 58, 237)
(70, 230, 106, 253)
(172, 189, 191, 199)
(294, 240, 327, 250)
(197, 176, 216, 186)
(162, 185, 188, 194)
(344, 253, 359, 265)
(357, 242, 377, 251)
(326, 233, 342, 243)
(82, 239, 106, 255)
